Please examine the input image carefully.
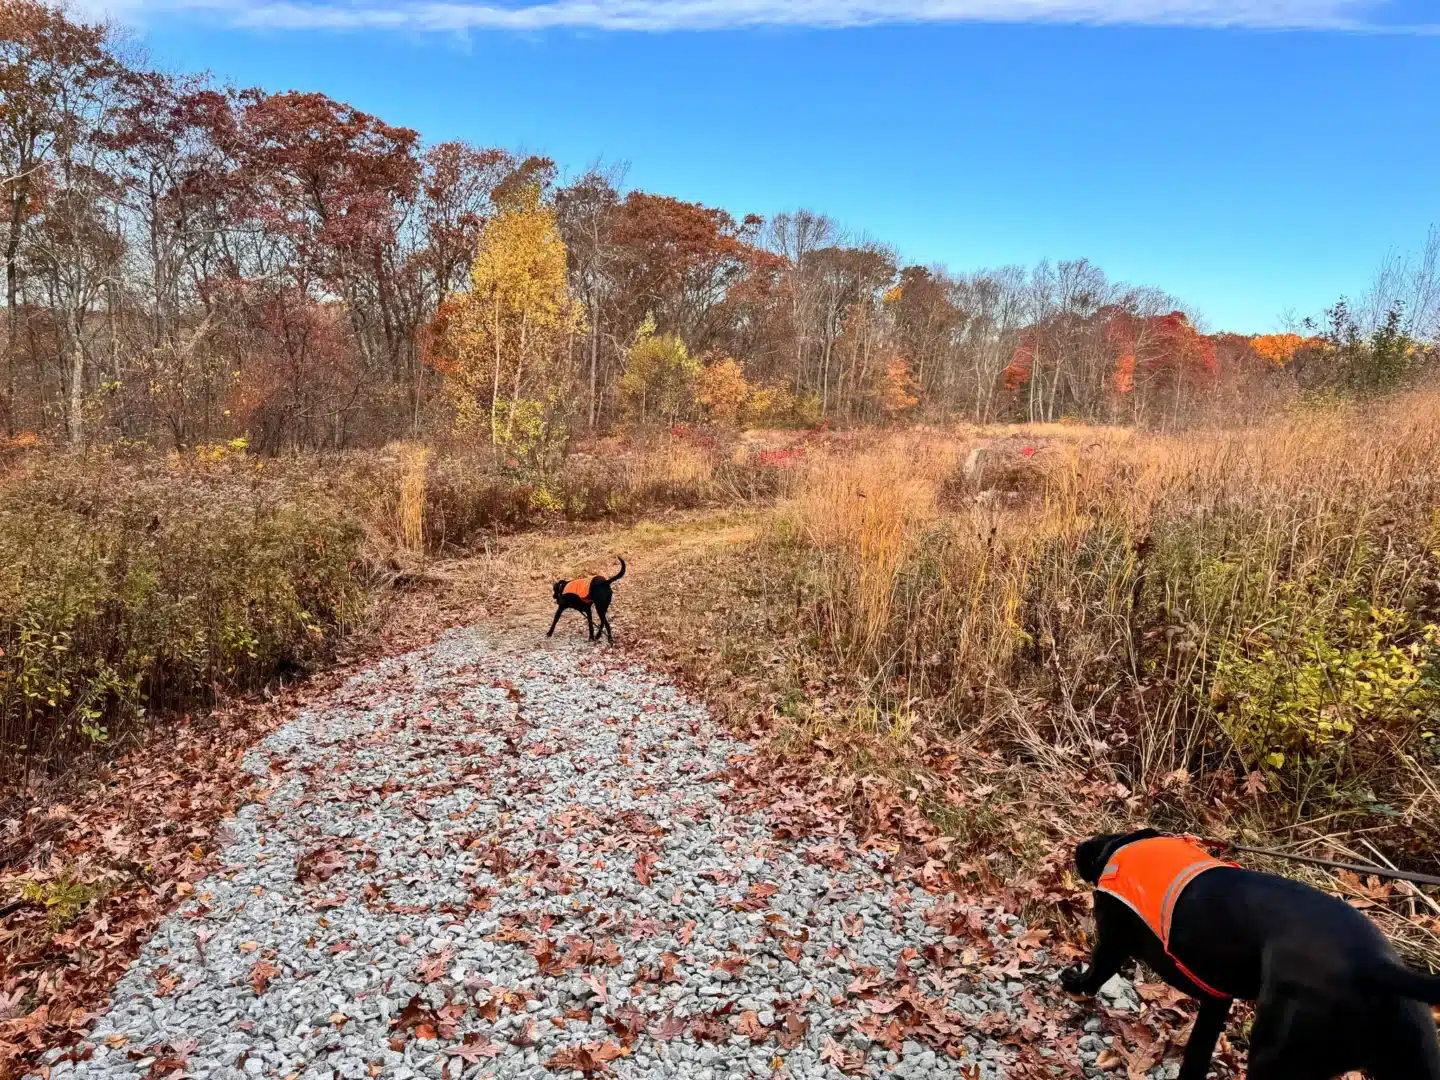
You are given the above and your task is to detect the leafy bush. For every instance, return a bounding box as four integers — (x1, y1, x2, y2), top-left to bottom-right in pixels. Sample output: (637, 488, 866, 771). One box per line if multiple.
(0, 452, 369, 783)
(1213, 606, 1438, 786)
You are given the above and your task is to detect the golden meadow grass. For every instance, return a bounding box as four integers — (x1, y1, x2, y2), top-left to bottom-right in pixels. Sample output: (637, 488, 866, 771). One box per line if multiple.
(768, 395, 1440, 835)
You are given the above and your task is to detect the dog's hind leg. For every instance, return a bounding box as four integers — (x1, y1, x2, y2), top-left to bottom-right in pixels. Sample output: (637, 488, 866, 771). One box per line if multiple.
(1366, 1001, 1440, 1080)
(585, 608, 595, 641)
(1175, 997, 1230, 1080)
(597, 602, 613, 644)
(1247, 993, 1353, 1080)
(546, 606, 564, 638)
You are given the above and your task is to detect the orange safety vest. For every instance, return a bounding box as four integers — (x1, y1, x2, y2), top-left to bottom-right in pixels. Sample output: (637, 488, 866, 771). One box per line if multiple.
(1096, 836, 1235, 999)
(563, 578, 592, 603)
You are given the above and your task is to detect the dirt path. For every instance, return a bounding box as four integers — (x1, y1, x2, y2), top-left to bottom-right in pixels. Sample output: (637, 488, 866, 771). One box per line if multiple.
(40, 617, 1062, 1080)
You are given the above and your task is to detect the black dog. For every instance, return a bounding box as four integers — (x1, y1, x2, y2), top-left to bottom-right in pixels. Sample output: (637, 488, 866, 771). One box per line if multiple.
(546, 557, 625, 643)
(1063, 829, 1440, 1080)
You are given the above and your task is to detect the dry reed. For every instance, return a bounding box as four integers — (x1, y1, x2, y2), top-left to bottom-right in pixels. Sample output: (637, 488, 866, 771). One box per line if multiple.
(771, 395, 1440, 842)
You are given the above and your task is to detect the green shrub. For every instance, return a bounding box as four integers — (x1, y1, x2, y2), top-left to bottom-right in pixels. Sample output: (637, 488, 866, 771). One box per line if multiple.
(1213, 605, 1439, 786)
(0, 453, 369, 783)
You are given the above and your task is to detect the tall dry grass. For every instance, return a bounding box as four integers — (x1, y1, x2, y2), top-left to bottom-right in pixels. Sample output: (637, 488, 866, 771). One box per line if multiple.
(790, 436, 955, 661)
(397, 443, 430, 555)
(773, 395, 1440, 843)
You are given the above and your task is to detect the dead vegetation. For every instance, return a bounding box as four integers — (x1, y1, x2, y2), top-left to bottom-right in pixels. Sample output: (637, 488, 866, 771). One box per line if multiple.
(618, 396, 1440, 969)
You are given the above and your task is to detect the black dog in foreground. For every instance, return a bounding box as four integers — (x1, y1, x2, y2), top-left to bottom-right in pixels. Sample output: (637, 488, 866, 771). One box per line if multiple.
(546, 557, 625, 643)
(1063, 829, 1440, 1080)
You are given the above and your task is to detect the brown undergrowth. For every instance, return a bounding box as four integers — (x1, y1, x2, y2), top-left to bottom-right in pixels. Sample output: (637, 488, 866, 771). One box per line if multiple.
(617, 402, 1440, 975)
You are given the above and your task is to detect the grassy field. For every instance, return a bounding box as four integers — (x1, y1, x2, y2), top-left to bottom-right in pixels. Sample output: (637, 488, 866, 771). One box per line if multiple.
(2, 399, 1437, 955)
(605, 398, 1440, 961)
(0, 432, 796, 789)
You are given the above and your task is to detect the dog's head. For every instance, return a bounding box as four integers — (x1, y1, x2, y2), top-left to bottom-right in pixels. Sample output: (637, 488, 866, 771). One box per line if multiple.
(1073, 828, 1164, 884)
(553, 579, 569, 601)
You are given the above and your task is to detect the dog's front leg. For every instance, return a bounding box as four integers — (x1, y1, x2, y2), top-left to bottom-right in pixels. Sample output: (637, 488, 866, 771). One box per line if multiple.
(546, 606, 564, 638)
(1060, 920, 1130, 996)
(1175, 996, 1230, 1080)
(585, 608, 595, 640)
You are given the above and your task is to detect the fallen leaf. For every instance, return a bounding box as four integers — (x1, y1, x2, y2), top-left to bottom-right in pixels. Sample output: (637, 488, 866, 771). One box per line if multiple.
(819, 1037, 867, 1075)
(445, 1035, 503, 1063)
(249, 961, 279, 996)
(634, 851, 658, 886)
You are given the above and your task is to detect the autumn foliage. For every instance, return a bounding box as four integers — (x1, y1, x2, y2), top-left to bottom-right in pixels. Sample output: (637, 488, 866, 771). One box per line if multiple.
(3, 1, 1435, 456)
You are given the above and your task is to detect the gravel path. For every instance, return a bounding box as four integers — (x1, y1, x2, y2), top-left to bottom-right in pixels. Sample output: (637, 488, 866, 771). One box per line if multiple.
(49, 629, 1050, 1080)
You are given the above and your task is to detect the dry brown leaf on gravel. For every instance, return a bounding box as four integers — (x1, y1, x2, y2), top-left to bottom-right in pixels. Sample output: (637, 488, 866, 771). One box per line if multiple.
(416, 948, 453, 983)
(445, 1035, 503, 1063)
(819, 1037, 868, 1075)
(649, 1014, 687, 1041)
(735, 1010, 770, 1042)
(582, 972, 609, 1007)
(544, 1040, 624, 1075)
(633, 850, 657, 886)
(295, 846, 348, 884)
(248, 961, 279, 995)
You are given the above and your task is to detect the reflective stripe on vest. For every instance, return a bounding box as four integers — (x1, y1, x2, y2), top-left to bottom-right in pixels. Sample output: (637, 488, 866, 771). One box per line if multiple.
(1096, 836, 1234, 999)
(563, 578, 592, 603)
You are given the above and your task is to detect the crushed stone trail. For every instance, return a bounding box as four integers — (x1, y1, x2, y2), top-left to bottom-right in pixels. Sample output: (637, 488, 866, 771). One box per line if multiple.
(54, 629, 1055, 1080)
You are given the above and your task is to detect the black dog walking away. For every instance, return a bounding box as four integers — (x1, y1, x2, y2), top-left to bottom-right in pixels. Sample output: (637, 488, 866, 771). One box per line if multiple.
(1063, 829, 1440, 1080)
(547, 557, 626, 643)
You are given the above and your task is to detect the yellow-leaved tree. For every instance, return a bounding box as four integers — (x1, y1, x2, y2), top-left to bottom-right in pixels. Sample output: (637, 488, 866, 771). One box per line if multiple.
(429, 185, 583, 457)
(617, 317, 699, 427)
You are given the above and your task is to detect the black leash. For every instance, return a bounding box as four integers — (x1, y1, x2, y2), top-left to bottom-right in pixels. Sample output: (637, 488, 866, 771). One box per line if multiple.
(1208, 839, 1440, 889)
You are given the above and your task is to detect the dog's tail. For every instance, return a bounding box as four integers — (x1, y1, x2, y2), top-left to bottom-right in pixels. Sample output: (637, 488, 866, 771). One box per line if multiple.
(607, 557, 626, 585)
(1363, 959, 1440, 1004)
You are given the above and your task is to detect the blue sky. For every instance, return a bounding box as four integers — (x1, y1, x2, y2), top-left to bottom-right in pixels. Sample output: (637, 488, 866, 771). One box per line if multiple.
(117, 0, 1439, 332)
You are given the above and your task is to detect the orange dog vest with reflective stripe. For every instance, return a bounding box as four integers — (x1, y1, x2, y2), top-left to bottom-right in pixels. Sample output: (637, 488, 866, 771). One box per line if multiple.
(1097, 836, 1235, 999)
(563, 578, 592, 603)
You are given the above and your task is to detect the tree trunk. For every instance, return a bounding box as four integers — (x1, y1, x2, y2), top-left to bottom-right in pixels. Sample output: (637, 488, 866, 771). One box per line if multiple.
(588, 303, 599, 430)
(504, 312, 528, 443)
(3, 178, 28, 438)
(67, 319, 86, 447)
(490, 304, 502, 445)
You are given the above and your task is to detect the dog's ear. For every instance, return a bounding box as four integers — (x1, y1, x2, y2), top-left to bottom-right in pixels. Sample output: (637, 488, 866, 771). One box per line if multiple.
(553, 580, 566, 598)
(1074, 828, 1164, 884)
(1074, 835, 1122, 883)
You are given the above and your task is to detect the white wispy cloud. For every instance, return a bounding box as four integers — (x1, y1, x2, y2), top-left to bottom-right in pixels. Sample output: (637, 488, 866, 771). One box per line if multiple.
(95, 0, 1438, 33)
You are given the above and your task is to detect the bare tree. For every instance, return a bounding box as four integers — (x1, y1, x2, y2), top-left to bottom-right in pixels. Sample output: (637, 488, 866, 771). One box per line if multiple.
(1363, 226, 1440, 343)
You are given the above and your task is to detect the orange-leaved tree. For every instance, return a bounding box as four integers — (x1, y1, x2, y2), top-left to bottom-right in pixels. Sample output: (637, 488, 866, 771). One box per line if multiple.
(696, 354, 751, 427)
(872, 351, 919, 417)
(1251, 333, 1322, 367)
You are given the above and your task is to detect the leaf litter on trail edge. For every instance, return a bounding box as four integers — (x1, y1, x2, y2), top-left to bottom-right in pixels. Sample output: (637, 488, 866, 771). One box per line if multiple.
(543, 1040, 624, 1075)
(0, 631, 433, 1080)
(820, 1037, 868, 1075)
